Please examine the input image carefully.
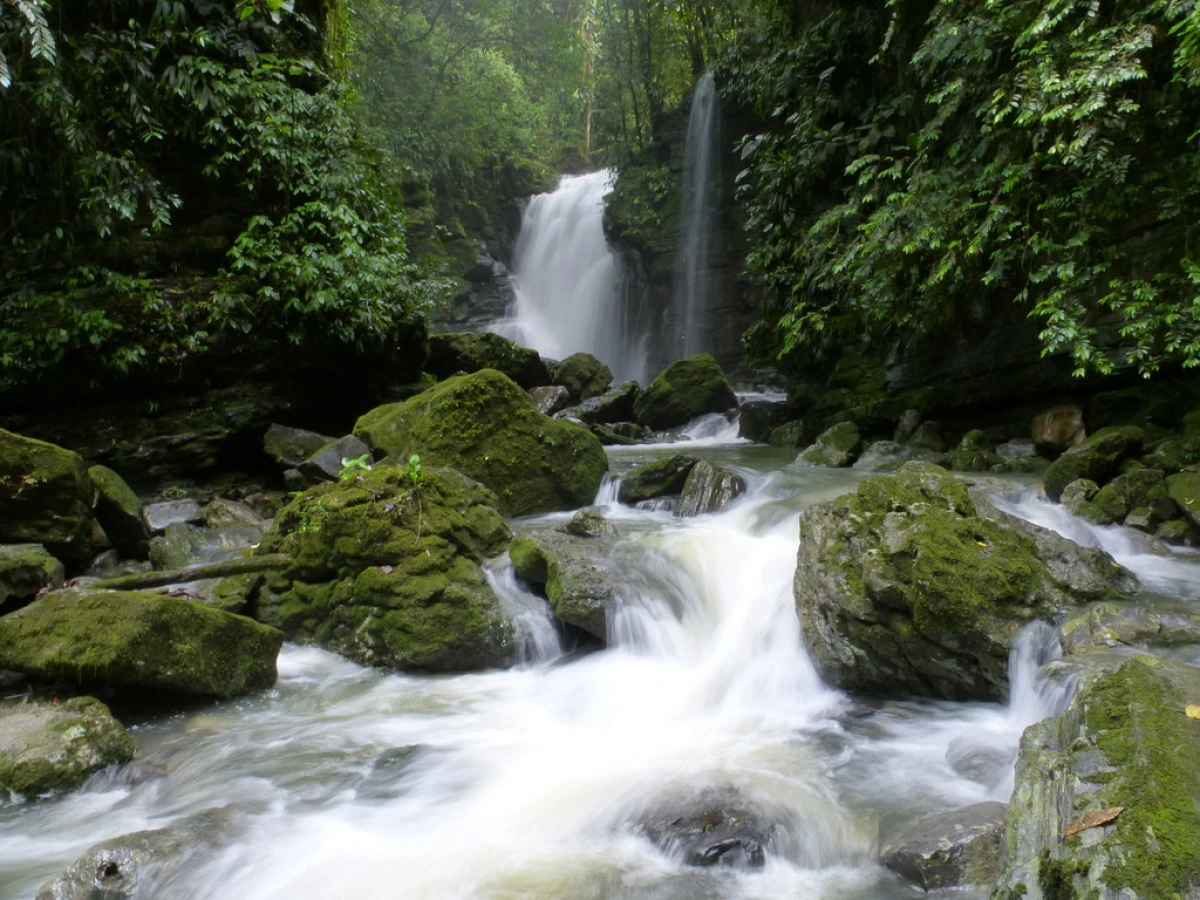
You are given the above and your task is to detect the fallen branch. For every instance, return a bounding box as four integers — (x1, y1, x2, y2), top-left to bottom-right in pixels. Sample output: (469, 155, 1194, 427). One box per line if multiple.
(81, 554, 293, 592)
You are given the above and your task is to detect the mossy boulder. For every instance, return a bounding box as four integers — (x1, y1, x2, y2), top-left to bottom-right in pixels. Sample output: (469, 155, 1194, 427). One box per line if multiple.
(794, 463, 1135, 701)
(0, 590, 283, 697)
(737, 401, 789, 443)
(995, 655, 1200, 900)
(793, 422, 862, 468)
(0, 429, 94, 564)
(558, 507, 618, 539)
(1042, 426, 1144, 502)
(1165, 471, 1200, 528)
(768, 420, 806, 448)
(426, 331, 549, 389)
(0, 544, 64, 605)
(950, 430, 998, 472)
(87, 465, 150, 560)
(549, 352, 613, 402)
(257, 465, 517, 672)
(353, 369, 608, 517)
(557, 381, 642, 425)
(510, 531, 618, 641)
(618, 455, 700, 504)
(852, 439, 949, 472)
(632, 354, 737, 430)
(1060, 603, 1200, 654)
(0, 697, 136, 797)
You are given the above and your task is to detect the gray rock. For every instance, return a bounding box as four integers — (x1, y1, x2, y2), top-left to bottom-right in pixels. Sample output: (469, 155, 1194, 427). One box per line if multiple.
(997, 438, 1038, 459)
(509, 530, 621, 641)
(202, 499, 265, 530)
(906, 421, 946, 453)
(0, 697, 136, 797)
(793, 422, 862, 469)
(1061, 478, 1100, 516)
(299, 435, 372, 482)
(557, 381, 641, 425)
(893, 409, 922, 443)
(638, 788, 774, 869)
(282, 468, 310, 492)
(618, 455, 700, 505)
(557, 508, 618, 539)
(141, 500, 203, 534)
(529, 385, 571, 416)
(36, 806, 241, 900)
(1031, 404, 1086, 453)
(262, 423, 335, 469)
(0, 544, 64, 605)
(0, 429, 94, 564)
(738, 401, 790, 443)
(1059, 603, 1200, 654)
(851, 440, 948, 471)
(87, 465, 150, 559)
(882, 801, 1006, 890)
(676, 460, 746, 517)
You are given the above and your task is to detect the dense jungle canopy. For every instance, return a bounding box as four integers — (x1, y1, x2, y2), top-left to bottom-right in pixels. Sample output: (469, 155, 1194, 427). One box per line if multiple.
(1, 0, 1199, 394)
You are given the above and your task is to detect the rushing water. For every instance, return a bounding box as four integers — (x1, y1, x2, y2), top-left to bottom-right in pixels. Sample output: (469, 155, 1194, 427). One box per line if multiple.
(4, 440, 1194, 899)
(496, 171, 647, 384)
(674, 72, 719, 359)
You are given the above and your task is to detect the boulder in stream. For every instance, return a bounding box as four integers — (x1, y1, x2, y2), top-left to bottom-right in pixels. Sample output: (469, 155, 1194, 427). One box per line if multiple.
(737, 400, 789, 443)
(549, 352, 613, 401)
(617, 455, 700, 505)
(881, 801, 1006, 890)
(426, 331, 550, 389)
(529, 385, 571, 416)
(354, 369, 608, 517)
(509, 529, 619, 641)
(556, 381, 641, 425)
(792, 422, 862, 468)
(0, 697, 136, 797)
(0, 429, 94, 564)
(1059, 602, 1200, 654)
(794, 463, 1137, 701)
(0, 590, 283, 697)
(994, 654, 1200, 900)
(258, 464, 517, 672)
(1042, 426, 1144, 502)
(632, 354, 737, 430)
(637, 787, 775, 869)
(676, 459, 746, 517)
(557, 507, 619, 539)
(851, 439, 949, 471)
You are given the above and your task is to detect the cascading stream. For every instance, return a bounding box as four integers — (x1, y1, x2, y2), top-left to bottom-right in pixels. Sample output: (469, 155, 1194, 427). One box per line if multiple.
(496, 171, 647, 384)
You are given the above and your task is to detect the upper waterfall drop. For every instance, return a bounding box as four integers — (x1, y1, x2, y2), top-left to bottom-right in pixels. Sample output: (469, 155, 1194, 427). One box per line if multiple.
(500, 170, 647, 384)
(674, 72, 719, 359)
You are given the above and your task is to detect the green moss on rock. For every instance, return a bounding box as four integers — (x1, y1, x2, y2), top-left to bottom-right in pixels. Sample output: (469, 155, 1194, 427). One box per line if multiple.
(353, 369, 608, 517)
(550, 353, 613, 402)
(509, 531, 616, 640)
(0, 543, 64, 604)
(87, 465, 150, 559)
(632, 354, 737, 430)
(617, 455, 700, 504)
(1165, 471, 1200, 528)
(0, 429, 94, 563)
(0, 590, 282, 697)
(1042, 426, 1145, 502)
(257, 465, 517, 672)
(794, 422, 862, 468)
(426, 332, 549, 389)
(950, 430, 998, 472)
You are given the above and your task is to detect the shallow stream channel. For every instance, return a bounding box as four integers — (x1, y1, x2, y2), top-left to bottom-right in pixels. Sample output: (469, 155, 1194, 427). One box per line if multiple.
(3, 418, 1198, 899)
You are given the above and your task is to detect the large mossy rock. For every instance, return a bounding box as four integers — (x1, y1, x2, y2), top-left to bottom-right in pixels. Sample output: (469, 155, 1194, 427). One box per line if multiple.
(737, 400, 789, 443)
(509, 530, 619, 641)
(1166, 471, 1200, 527)
(617, 455, 700, 505)
(793, 422, 862, 468)
(994, 655, 1200, 900)
(0, 590, 282, 697)
(426, 331, 549, 389)
(950, 430, 999, 472)
(0, 429, 94, 564)
(353, 369, 608, 517)
(0, 544, 64, 605)
(549, 352, 613, 401)
(257, 465, 517, 672)
(1042, 426, 1144, 502)
(0, 697, 136, 797)
(794, 463, 1134, 701)
(1059, 603, 1200, 654)
(632, 354, 737, 430)
(37, 806, 239, 900)
(87, 465, 150, 559)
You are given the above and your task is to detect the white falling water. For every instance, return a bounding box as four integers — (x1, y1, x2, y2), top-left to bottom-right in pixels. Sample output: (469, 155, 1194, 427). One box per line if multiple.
(499, 170, 647, 383)
(674, 72, 719, 359)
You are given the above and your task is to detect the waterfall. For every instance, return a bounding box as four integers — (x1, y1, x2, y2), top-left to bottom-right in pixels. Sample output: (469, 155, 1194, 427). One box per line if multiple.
(673, 72, 719, 359)
(498, 170, 648, 383)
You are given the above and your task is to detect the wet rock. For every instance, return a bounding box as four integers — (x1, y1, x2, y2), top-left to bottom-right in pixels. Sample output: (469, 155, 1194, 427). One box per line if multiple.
(262, 424, 335, 470)
(851, 440, 948, 472)
(0, 544, 64, 606)
(1141, 436, 1190, 474)
(632, 354, 737, 430)
(768, 420, 806, 448)
(997, 438, 1038, 459)
(0, 590, 283, 697)
(149, 523, 210, 570)
(1042, 426, 1144, 502)
(737, 401, 789, 443)
(549, 352, 613, 401)
(591, 423, 641, 446)
(994, 655, 1200, 900)
(1061, 479, 1100, 516)
(141, 500, 203, 534)
(282, 468, 310, 492)
(0, 429, 94, 564)
(894, 409, 922, 444)
(1156, 517, 1199, 547)
(1059, 603, 1200, 654)
(258, 465, 517, 672)
(618, 455, 700, 505)
(793, 422, 862, 469)
(1032, 405, 1086, 452)
(36, 806, 240, 900)
(356, 745, 423, 800)
(509, 530, 619, 641)
(638, 788, 773, 869)
(882, 801, 1006, 890)
(946, 738, 1017, 790)
(298, 434, 372, 483)
(1166, 471, 1200, 528)
(202, 498, 264, 530)
(906, 421, 946, 453)
(950, 430, 998, 472)
(355, 369, 607, 517)
(529, 385, 570, 416)
(557, 381, 642, 425)
(426, 331, 550, 389)
(0, 697, 136, 797)
(676, 460, 746, 517)
(557, 508, 618, 539)
(87, 466, 150, 559)
(795, 463, 1136, 701)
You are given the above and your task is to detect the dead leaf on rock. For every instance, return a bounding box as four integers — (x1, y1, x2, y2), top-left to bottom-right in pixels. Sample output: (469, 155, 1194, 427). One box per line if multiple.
(1062, 807, 1124, 837)
(1186, 704, 1200, 720)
